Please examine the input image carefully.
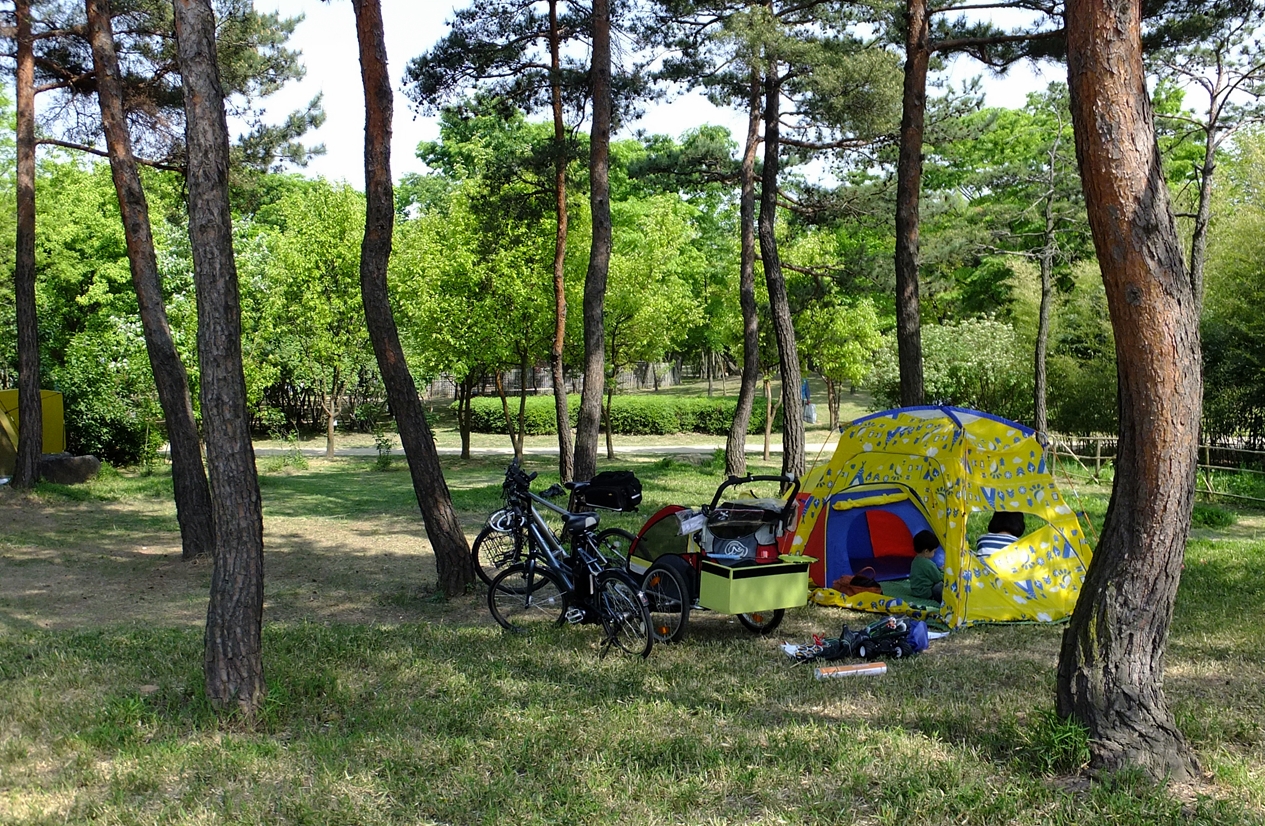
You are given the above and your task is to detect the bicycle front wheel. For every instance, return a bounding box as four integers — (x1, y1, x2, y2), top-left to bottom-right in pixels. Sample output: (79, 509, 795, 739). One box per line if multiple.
(595, 571, 653, 658)
(488, 564, 567, 633)
(472, 524, 523, 586)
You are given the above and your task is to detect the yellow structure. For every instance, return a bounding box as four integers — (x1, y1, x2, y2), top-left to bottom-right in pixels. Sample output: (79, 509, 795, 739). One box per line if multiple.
(0, 390, 66, 477)
(790, 406, 1094, 628)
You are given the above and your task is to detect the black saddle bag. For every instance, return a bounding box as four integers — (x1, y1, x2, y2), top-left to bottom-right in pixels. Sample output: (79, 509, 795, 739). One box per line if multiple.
(575, 470, 642, 512)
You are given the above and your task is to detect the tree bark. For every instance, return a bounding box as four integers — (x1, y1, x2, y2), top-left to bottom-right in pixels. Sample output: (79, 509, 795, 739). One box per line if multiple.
(351, 0, 472, 597)
(547, 0, 574, 482)
(757, 68, 804, 481)
(1057, 0, 1201, 782)
(894, 0, 928, 407)
(726, 71, 763, 478)
(13, 0, 42, 490)
(173, 0, 265, 716)
(87, 0, 214, 559)
(573, 0, 612, 482)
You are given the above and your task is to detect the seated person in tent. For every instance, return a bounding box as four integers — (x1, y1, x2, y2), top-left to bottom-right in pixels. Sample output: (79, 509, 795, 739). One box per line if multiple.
(974, 511, 1026, 558)
(910, 530, 944, 602)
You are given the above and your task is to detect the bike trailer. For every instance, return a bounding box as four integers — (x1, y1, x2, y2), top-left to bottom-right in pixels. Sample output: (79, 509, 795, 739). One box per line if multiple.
(698, 557, 814, 614)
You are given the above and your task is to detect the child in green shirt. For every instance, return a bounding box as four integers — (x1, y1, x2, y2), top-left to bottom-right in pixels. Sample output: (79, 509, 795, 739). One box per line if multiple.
(910, 530, 944, 602)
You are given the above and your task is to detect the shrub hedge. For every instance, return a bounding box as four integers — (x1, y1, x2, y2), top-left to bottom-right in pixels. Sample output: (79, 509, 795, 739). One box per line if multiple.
(460, 394, 772, 436)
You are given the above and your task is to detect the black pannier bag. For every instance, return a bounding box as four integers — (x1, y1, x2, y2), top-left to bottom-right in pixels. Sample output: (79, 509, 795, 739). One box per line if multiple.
(576, 470, 643, 512)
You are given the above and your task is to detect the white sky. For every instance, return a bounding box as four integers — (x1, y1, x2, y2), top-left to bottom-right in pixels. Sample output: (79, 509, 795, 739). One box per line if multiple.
(256, 1, 1057, 189)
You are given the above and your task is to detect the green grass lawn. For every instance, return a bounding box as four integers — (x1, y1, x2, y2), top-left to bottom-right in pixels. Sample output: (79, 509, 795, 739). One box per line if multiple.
(1, 457, 1263, 825)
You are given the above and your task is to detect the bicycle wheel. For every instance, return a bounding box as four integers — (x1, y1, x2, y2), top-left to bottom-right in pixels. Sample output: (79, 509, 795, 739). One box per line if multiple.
(472, 524, 523, 586)
(643, 559, 691, 643)
(737, 608, 784, 635)
(488, 563, 567, 633)
(594, 527, 637, 567)
(595, 571, 653, 658)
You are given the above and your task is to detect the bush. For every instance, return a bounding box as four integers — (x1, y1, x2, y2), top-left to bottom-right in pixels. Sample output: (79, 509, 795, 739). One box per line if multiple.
(461, 394, 768, 436)
(604, 395, 682, 435)
(53, 329, 161, 466)
(869, 317, 1033, 422)
(1191, 503, 1235, 529)
(465, 395, 576, 436)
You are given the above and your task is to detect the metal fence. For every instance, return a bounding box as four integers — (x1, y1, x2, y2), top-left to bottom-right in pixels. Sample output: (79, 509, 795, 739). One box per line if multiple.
(1048, 433, 1265, 505)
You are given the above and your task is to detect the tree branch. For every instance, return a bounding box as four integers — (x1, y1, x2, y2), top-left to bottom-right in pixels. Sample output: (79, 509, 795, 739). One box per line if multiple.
(36, 138, 183, 172)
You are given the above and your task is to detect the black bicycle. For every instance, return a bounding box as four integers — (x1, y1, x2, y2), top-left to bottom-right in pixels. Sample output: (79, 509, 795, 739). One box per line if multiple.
(486, 463, 653, 658)
(472, 470, 639, 587)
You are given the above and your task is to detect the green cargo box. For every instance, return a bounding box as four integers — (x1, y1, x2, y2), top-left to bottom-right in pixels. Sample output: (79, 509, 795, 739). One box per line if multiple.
(698, 559, 811, 615)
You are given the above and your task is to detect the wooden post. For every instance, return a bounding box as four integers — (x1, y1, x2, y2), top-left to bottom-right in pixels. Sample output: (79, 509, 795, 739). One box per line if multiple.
(1095, 438, 1102, 479)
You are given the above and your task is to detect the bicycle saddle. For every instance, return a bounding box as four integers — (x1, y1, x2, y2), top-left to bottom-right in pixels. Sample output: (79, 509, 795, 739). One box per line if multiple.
(564, 512, 599, 534)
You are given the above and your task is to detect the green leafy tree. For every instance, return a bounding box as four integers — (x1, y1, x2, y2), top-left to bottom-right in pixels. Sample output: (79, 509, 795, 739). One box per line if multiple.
(797, 297, 882, 429)
(603, 194, 704, 456)
(255, 181, 371, 459)
(404, 108, 561, 460)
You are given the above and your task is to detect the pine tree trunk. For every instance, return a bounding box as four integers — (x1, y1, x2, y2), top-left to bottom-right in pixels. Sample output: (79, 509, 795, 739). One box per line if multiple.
(87, 0, 214, 558)
(173, 0, 265, 716)
(758, 68, 804, 480)
(573, 0, 611, 483)
(547, 0, 573, 481)
(1057, 0, 1201, 782)
(352, 0, 471, 597)
(726, 72, 763, 478)
(12, 0, 42, 490)
(894, 0, 928, 407)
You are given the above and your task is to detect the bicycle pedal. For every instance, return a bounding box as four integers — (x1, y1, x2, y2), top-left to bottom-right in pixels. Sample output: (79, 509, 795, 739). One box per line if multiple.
(565, 608, 587, 624)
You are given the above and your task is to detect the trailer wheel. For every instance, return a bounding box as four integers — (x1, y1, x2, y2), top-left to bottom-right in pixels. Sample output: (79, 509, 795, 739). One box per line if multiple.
(737, 608, 784, 634)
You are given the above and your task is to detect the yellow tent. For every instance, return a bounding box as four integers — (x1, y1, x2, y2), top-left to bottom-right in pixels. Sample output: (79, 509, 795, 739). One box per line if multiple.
(789, 406, 1093, 628)
(0, 390, 66, 478)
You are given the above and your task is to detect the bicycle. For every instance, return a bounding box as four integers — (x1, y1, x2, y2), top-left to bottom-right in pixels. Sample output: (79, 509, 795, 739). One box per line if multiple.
(472, 469, 638, 586)
(486, 462, 654, 658)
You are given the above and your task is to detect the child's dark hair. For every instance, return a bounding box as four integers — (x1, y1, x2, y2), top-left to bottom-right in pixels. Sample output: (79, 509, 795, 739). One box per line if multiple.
(987, 511, 1026, 536)
(913, 529, 939, 554)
